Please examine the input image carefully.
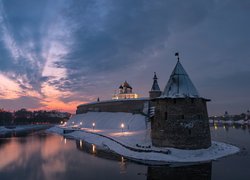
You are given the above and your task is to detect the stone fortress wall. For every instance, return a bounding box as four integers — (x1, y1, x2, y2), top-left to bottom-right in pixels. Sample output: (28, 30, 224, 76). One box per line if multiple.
(76, 98, 149, 115)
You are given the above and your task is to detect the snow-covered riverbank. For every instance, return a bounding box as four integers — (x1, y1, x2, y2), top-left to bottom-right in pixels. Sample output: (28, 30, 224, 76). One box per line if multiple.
(47, 112, 240, 165)
(0, 124, 52, 135)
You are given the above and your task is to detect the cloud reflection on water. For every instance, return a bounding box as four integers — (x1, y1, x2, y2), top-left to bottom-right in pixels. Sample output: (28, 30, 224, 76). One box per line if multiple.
(0, 134, 73, 180)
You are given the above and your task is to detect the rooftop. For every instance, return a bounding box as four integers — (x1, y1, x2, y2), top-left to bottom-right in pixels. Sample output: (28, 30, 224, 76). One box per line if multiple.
(151, 72, 161, 91)
(161, 60, 200, 98)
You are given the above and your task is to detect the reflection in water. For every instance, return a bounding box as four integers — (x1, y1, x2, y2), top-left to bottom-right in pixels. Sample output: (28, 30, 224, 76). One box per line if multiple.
(0, 127, 249, 180)
(119, 156, 127, 174)
(79, 140, 83, 149)
(75, 139, 128, 174)
(75, 140, 121, 160)
(92, 144, 96, 154)
(0, 133, 71, 180)
(0, 138, 23, 169)
(147, 163, 212, 180)
(211, 123, 250, 132)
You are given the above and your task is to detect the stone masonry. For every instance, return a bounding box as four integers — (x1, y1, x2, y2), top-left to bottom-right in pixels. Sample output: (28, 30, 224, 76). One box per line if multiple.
(151, 97, 211, 149)
(76, 99, 148, 115)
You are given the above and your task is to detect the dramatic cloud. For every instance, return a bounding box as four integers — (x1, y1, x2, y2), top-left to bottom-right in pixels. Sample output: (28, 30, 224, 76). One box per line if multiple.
(0, 0, 249, 114)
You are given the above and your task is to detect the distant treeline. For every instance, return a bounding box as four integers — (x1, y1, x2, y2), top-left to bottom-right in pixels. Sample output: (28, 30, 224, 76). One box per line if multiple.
(0, 108, 71, 125)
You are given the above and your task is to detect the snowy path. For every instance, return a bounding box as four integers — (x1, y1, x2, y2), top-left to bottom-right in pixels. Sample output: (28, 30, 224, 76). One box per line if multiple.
(48, 125, 240, 165)
(66, 127, 170, 154)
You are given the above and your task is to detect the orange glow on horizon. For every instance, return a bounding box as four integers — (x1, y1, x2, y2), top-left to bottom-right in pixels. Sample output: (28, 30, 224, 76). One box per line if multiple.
(30, 100, 89, 113)
(0, 73, 91, 113)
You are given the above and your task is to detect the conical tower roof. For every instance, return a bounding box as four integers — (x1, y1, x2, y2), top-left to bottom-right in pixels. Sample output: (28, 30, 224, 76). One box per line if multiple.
(162, 60, 199, 98)
(151, 72, 161, 91)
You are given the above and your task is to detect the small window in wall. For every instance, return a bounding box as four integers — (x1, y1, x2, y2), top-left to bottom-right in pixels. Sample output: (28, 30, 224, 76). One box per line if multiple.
(165, 112, 168, 120)
(157, 122, 161, 128)
(181, 115, 185, 119)
(191, 99, 194, 104)
(188, 129, 191, 135)
(173, 99, 176, 104)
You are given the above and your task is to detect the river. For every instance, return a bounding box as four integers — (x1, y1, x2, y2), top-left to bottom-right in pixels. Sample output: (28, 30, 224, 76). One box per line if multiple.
(0, 124, 249, 180)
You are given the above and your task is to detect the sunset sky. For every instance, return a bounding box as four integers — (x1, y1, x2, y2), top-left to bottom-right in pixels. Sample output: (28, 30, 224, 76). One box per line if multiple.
(0, 0, 249, 115)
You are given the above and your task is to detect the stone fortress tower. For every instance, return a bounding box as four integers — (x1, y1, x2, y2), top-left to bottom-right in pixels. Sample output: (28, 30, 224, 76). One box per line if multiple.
(76, 53, 211, 150)
(150, 53, 211, 149)
(149, 72, 162, 118)
(149, 72, 162, 99)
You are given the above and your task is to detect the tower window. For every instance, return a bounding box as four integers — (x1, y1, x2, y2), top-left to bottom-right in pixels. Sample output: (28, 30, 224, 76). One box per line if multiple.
(173, 99, 176, 104)
(188, 129, 191, 135)
(181, 115, 184, 119)
(165, 112, 168, 120)
(191, 99, 194, 104)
